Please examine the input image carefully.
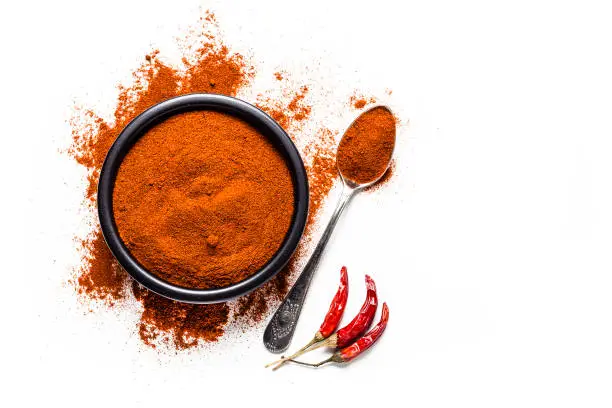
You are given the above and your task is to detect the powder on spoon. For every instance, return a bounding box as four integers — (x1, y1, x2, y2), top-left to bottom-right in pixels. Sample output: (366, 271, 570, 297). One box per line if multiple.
(336, 107, 396, 184)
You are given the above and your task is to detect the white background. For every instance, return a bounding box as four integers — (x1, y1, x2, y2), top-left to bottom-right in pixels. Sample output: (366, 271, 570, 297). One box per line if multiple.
(3, 0, 612, 406)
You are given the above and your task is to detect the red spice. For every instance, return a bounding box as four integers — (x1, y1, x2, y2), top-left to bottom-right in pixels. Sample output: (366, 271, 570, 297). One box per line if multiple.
(233, 257, 295, 322)
(354, 99, 367, 109)
(113, 111, 294, 289)
(75, 229, 126, 304)
(133, 282, 229, 349)
(337, 107, 396, 184)
(256, 85, 311, 133)
(303, 129, 338, 230)
(349, 94, 377, 110)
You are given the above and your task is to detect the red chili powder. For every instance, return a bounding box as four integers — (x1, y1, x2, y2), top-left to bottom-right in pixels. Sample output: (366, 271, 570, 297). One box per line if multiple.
(256, 85, 312, 133)
(337, 106, 396, 184)
(350, 94, 377, 109)
(113, 111, 295, 289)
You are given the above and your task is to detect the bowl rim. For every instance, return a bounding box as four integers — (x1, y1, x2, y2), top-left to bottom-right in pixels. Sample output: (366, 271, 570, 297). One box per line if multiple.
(97, 93, 309, 304)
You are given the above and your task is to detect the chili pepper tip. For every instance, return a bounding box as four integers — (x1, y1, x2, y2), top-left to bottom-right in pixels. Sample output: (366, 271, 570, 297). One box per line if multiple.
(365, 274, 376, 291)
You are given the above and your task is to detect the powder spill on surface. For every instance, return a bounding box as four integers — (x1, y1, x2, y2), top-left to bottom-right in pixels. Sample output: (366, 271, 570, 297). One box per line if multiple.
(256, 85, 312, 133)
(132, 282, 230, 349)
(75, 229, 127, 304)
(350, 94, 377, 110)
(68, 11, 392, 350)
(303, 128, 339, 229)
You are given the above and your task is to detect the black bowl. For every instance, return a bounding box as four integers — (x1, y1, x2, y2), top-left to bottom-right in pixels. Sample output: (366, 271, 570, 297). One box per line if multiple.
(97, 94, 309, 304)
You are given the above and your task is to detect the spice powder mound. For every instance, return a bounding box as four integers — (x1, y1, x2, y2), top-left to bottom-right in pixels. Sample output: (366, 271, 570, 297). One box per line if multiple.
(113, 111, 294, 289)
(336, 107, 396, 184)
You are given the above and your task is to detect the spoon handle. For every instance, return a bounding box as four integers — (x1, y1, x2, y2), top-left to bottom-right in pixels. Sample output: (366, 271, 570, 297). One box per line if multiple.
(263, 185, 357, 353)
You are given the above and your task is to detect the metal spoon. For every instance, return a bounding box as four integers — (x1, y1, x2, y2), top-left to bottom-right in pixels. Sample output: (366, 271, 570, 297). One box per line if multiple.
(263, 105, 396, 353)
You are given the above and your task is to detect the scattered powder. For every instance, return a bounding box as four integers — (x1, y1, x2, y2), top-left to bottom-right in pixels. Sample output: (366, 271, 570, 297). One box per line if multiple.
(350, 94, 377, 110)
(256, 85, 312, 133)
(133, 282, 229, 349)
(337, 106, 396, 184)
(233, 256, 296, 323)
(75, 229, 127, 304)
(303, 129, 339, 229)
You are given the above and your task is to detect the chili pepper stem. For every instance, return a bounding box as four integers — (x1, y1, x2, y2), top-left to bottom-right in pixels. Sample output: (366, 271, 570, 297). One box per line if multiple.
(264, 336, 320, 368)
(270, 337, 330, 370)
(286, 354, 344, 368)
(286, 357, 333, 368)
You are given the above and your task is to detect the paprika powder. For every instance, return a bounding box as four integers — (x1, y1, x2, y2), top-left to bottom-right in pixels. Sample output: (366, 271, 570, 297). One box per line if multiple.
(113, 111, 295, 289)
(336, 107, 396, 184)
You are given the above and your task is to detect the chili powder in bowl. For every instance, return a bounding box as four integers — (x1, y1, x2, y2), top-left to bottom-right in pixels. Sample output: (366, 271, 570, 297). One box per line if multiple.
(97, 94, 309, 304)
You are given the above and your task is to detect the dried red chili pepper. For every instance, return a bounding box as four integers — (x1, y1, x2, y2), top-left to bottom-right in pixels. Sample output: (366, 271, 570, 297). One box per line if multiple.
(336, 302, 389, 361)
(288, 302, 389, 368)
(318, 266, 350, 338)
(265, 266, 349, 368)
(330, 274, 378, 348)
(270, 274, 377, 370)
